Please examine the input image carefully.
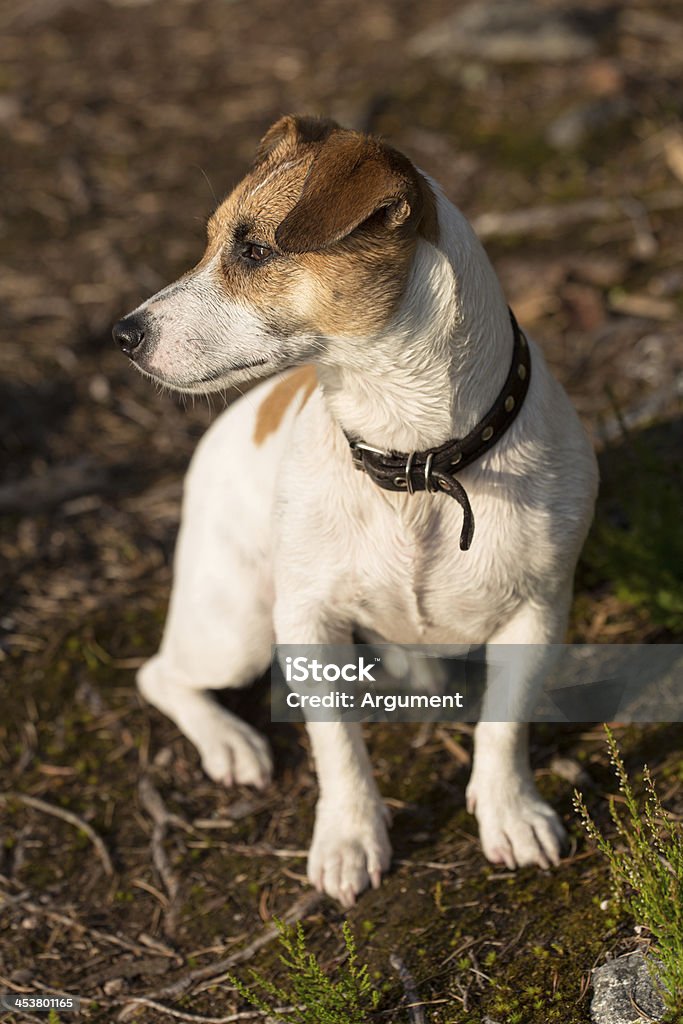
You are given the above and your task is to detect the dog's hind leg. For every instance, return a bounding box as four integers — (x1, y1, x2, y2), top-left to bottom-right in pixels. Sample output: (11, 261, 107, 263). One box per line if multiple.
(465, 594, 571, 870)
(137, 506, 275, 789)
(138, 599, 274, 789)
(137, 555, 274, 789)
(136, 392, 282, 790)
(138, 658, 272, 788)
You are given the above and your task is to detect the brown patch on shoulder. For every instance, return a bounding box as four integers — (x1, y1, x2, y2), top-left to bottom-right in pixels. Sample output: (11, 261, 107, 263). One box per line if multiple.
(253, 366, 317, 445)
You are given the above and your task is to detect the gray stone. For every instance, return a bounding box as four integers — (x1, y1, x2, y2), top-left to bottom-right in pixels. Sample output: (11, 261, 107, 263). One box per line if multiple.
(591, 952, 667, 1024)
(410, 1, 598, 63)
(546, 98, 631, 151)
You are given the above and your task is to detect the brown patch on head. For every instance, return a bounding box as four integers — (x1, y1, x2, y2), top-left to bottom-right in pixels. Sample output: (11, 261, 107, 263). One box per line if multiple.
(274, 130, 426, 253)
(201, 115, 441, 340)
(253, 365, 317, 445)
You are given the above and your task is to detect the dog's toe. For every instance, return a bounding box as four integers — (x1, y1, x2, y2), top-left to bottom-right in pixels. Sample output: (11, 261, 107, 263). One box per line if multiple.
(307, 799, 392, 905)
(470, 781, 566, 871)
(198, 712, 273, 790)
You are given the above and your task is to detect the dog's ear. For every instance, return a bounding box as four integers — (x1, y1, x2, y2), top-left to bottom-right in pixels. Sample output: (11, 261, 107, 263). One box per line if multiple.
(254, 115, 340, 165)
(274, 133, 426, 253)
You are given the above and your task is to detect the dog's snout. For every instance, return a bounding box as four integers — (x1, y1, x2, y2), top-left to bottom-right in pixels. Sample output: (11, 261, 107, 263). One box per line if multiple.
(113, 315, 146, 358)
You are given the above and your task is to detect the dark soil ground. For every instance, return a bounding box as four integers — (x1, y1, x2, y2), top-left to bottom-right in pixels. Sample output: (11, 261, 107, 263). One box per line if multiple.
(1, 0, 682, 1021)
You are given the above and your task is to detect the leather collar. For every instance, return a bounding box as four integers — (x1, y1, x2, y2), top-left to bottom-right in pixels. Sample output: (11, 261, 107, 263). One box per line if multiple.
(347, 308, 531, 551)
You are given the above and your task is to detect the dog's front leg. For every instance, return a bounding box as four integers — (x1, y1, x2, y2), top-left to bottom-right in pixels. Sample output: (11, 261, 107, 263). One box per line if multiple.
(305, 720, 391, 906)
(275, 609, 391, 906)
(466, 599, 570, 871)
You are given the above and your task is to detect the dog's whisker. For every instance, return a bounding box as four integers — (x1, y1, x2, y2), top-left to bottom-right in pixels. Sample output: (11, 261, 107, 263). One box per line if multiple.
(193, 164, 218, 207)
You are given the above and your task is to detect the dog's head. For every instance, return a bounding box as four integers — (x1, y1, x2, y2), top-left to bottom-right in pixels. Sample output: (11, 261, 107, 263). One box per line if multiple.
(113, 115, 438, 392)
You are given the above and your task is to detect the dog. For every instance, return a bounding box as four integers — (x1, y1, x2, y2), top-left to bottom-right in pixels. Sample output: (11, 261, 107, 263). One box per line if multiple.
(113, 115, 598, 907)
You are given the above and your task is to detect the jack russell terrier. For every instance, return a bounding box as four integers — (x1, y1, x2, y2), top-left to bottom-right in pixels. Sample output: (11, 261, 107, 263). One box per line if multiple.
(113, 115, 598, 907)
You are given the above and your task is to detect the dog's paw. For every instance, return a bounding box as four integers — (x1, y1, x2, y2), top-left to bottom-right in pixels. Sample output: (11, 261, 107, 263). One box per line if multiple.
(307, 799, 392, 907)
(197, 712, 273, 790)
(466, 779, 566, 871)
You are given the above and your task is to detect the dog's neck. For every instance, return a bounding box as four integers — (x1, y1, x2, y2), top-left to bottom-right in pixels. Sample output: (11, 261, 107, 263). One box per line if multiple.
(316, 187, 515, 454)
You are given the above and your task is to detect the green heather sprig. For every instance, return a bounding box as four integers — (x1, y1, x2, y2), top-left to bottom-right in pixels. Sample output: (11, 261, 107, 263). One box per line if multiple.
(574, 726, 683, 1018)
(228, 919, 380, 1024)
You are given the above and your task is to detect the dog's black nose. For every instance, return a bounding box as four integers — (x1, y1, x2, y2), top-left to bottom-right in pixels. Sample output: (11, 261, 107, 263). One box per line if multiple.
(113, 316, 146, 358)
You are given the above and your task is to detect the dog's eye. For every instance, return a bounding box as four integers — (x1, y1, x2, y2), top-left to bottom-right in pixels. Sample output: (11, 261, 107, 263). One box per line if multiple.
(240, 242, 273, 264)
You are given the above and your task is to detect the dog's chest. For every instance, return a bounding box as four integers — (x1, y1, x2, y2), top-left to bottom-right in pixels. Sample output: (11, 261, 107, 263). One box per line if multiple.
(330, 491, 516, 644)
(277, 411, 529, 644)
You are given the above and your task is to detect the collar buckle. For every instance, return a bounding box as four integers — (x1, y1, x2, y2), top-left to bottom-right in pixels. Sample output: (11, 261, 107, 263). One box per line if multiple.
(349, 439, 390, 471)
(405, 451, 416, 494)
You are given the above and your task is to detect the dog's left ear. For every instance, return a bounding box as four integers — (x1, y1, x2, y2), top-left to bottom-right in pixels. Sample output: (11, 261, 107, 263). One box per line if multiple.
(275, 133, 426, 253)
(254, 115, 340, 165)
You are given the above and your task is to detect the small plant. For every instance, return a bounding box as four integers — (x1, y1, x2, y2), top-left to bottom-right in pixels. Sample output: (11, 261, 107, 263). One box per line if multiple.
(229, 919, 380, 1024)
(574, 726, 683, 1019)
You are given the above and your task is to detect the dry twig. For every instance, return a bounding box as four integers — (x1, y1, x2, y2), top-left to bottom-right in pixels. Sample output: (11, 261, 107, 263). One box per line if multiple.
(117, 890, 323, 1017)
(389, 953, 426, 1024)
(0, 792, 114, 876)
(138, 776, 186, 936)
(435, 727, 471, 766)
(471, 189, 683, 241)
(3, 893, 179, 961)
(118, 996, 291, 1023)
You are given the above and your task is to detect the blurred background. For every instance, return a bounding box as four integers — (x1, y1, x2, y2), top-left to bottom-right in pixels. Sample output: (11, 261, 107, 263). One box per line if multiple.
(1, 1, 682, 1021)
(2, 0, 682, 649)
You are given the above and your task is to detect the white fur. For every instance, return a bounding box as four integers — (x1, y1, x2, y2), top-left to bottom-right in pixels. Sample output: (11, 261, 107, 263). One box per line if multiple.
(132, 180, 598, 906)
(127, 256, 304, 391)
